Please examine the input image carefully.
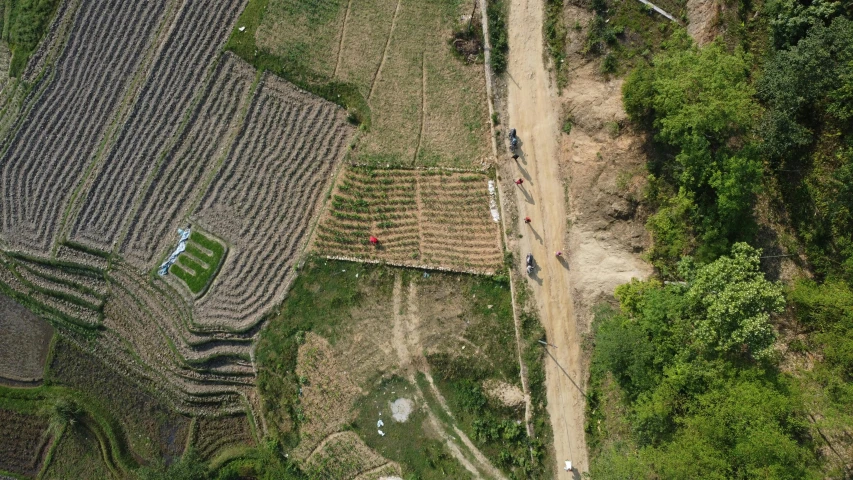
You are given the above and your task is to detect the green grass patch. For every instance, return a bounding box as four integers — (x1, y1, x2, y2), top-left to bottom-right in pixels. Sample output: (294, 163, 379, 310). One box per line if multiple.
(255, 257, 374, 447)
(351, 375, 472, 479)
(2, 0, 61, 77)
(170, 230, 226, 295)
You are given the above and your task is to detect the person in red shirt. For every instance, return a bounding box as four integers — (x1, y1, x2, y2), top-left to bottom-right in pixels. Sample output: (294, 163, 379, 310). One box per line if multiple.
(369, 236, 379, 245)
(515, 178, 523, 186)
(524, 217, 531, 224)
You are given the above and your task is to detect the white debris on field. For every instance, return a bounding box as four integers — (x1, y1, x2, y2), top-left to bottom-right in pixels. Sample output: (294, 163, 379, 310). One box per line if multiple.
(158, 227, 191, 275)
(488, 180, 500, 222)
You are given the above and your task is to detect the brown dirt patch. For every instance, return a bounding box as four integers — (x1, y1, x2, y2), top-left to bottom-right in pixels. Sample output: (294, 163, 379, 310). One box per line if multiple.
(483, 379, 525, 407)
(0, 292, 53, 386)
(687, 0, 721, 46)
(293, 333, 364, 460)
(0, 409, 50, 477)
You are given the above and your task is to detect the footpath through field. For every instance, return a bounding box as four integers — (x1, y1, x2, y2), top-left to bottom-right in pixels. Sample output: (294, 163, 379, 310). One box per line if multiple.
(506, 0, 589, 475)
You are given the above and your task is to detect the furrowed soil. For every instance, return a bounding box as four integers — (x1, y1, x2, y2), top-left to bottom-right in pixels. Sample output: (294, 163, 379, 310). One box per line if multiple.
(0, 409, 50, 477)
(254, 0, 491, 168)
(498, 0, 651, 476)
(314, 166, 503, 274)
(0, 293, 53, 386)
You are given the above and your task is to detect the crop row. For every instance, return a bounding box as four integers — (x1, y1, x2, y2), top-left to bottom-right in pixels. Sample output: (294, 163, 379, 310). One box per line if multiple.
(0, 0, 170, 254)
(190, 74, 353, 330)
(69, 0, 246, 252)
(121, 53, 257, 269)
(314, 167, 503, 273)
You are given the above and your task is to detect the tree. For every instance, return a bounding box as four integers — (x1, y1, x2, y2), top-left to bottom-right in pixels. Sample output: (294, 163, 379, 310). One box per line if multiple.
(623, 34, 762, 265)
(686, 243, 785, 360)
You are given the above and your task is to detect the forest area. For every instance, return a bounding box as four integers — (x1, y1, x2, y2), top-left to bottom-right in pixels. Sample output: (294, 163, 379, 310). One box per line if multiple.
(586, 0, 853, 478)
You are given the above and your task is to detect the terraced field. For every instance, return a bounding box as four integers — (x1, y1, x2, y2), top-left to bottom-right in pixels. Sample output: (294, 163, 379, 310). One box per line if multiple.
(192, 74, 353, 329)
(68, 0, 247, 253)
(314, 167, 503, 273)
(0, 0, 170, 254)
(0, 0, 354, 456)
(0, 409, 50, 477)
(120, 53, 257, 269)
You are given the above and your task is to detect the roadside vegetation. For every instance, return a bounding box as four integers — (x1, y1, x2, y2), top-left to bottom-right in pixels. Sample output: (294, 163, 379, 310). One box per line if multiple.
(1, 0, 59, 76)
(585, 1, 853, 478)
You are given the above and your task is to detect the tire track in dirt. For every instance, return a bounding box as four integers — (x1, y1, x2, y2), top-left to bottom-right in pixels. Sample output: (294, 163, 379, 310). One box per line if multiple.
(368, 0, 402, 101)
(332, 0, 353, 79)
(505, 0, 590, 474)
(413, 53, 426, 163)
(392, 274, 507, 479)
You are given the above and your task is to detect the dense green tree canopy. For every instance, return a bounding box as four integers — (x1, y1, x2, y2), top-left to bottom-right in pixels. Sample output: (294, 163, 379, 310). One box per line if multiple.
(624, 35, 762, 268)
(588, 244, 817, 478)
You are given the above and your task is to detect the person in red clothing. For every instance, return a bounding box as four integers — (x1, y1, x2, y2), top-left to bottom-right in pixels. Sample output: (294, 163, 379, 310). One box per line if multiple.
(515, 178, 523, 186)
(524, 217, 531, 224)
(369, 236, 379, 245)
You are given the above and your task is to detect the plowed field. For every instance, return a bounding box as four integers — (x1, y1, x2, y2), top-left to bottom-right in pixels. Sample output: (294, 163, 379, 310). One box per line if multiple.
(0, 0, 353, 436)
(0, 293, 53, 386)
(314, 167, 503, 273)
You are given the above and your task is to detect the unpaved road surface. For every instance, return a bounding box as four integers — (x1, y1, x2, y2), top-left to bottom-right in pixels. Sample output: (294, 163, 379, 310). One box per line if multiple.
(506, 0, 589, 475)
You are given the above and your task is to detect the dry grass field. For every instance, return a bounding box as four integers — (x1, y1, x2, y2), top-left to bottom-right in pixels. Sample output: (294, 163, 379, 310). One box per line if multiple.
(314, 166, 504, 273)
(0, 293, 53, 386)
(254, 0, 491, 168)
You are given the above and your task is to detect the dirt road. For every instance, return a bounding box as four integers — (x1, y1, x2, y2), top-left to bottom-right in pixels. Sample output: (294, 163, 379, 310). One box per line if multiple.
(506, 0, 589, 475)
